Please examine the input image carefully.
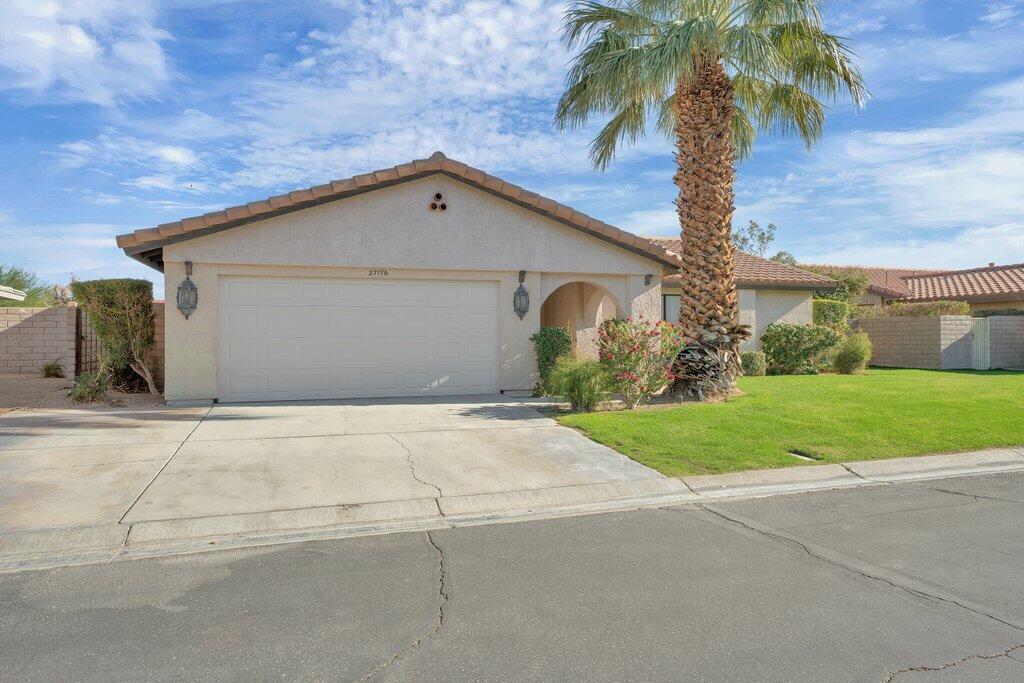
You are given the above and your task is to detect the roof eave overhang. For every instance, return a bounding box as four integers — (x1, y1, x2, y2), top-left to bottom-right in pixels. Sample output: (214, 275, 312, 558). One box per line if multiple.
(898, 291, 1024, 304)
(663, 277, 837, 292)
(122, 169, 680, 273)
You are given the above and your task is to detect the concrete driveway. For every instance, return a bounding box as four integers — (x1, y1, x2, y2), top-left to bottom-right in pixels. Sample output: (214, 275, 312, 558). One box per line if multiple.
(0, 397, 669, 545)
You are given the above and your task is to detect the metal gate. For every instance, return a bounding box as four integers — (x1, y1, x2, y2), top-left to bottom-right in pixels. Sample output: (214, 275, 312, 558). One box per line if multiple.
(971, 318, 991, 370)
(75, 307, 103, 376)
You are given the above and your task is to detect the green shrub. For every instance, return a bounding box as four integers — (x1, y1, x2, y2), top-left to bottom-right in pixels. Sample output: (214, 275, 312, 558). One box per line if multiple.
(70, 279, 159, 394)
(598, 318, 686, 409)
(813, 299, 849, 330)
(833, 332, 872, 374)
(760, 323, 842, 375)
(70, 371, 109, 403)
(549, 354, 612, 412)
(889, 300, 969, 317)
(530, 326, 573, 396)
(856, 300, 970, 319)
(803, 266, 869, 307)
(0, 264, 55, 307)
(741, 351, 767, 376)
(40, 361, 65, 378)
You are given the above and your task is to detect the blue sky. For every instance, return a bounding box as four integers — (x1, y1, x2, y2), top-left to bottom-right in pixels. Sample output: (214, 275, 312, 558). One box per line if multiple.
(1, 0, 1022, 288)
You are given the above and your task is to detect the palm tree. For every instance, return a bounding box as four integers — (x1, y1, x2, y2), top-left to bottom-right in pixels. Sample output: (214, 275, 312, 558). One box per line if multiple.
(556, 0, 866, 397)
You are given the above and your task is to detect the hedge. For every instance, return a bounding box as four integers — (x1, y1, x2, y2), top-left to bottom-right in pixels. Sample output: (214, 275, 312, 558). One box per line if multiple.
(760, 323, 841, 375)
(69, 279, 159, 394)
(530, 326, 573, 396)
(813, 299, 849, 329)
(856, 300, 970, 318)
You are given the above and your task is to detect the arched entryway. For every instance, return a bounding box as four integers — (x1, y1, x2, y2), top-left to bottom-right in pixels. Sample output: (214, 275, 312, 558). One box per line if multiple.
(540, 281, 619, 358)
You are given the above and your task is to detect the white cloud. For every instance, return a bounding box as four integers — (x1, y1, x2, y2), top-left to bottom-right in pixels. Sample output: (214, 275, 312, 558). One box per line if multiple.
(53, 131, 204, 192)
(153, 146, 198, 166)
(803, 222, 1024, 269)
(0, 221, 156, 285)
(980, 2, 1020, 25)
(0, 0, 173, 106)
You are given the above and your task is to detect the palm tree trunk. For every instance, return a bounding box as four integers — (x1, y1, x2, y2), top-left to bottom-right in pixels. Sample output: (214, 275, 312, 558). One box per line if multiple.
(670, 60, 744, 397)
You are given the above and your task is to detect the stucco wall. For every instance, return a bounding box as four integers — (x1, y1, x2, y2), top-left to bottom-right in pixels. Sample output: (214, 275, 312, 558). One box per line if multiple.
(660, 284, 814, 351)
(970, 300, 1024, 313)
(0, 306, 76, 378)
(160, 176, 663, 401)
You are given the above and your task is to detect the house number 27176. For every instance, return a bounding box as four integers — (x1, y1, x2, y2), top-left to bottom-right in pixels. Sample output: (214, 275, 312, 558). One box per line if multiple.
(369, 269, 389, 277)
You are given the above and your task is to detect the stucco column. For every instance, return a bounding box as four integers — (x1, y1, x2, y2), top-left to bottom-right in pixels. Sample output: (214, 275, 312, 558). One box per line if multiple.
(626, 274, 662, 321)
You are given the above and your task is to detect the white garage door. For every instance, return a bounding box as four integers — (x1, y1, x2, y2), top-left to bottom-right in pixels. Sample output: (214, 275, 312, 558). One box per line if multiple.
(218, 276, 499, 402)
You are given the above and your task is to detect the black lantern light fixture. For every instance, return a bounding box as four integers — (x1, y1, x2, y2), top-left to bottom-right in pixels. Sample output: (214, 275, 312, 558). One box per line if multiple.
(176, 261, 198, 319)
(513, 270, 530, 320)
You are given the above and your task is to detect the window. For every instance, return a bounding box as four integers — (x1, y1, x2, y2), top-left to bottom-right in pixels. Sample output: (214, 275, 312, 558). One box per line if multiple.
(662, 294, 680, 322)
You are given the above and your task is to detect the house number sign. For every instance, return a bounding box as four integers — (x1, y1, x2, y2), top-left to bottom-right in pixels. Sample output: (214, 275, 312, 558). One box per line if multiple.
(368, 269, 390, 277)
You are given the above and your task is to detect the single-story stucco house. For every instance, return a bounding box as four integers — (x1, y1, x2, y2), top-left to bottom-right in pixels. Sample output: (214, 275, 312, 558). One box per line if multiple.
(117, 152, 833, 403)
(648, 238, 837, 351)
(810, 262, 1024, 313)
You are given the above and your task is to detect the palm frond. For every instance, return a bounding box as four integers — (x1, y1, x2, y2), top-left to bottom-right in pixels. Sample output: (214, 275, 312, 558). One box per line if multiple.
(655, 93, 676, 137)
(731, 104, 757, 160)
(754, 82, 825, 148)
(563, 0, 656, 45)
(590, 99, 649, 170)
(769, 22, 868, 106)
(735, 0, 821, 27)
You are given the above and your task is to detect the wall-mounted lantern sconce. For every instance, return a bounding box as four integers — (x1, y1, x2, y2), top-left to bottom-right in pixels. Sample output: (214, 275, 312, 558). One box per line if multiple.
(513, 270, 530, 320)
(176, 261, 198, 319)
(645, 274, 654, 286)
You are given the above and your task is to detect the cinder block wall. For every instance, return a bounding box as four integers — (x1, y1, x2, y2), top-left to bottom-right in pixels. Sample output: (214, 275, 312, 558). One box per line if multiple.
(989, 316, 1024, 369)
(854, 316, 974, 370)
(937, 316, 973, 369)
(152, 302, 165, 389)
(0, 306, 76, 377)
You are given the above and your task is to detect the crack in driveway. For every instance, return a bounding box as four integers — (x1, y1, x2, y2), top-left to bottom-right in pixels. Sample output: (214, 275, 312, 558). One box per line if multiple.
(885, 642, 1024, 681)
(387, 433, 444, 499)
(363, 529, 449, 680)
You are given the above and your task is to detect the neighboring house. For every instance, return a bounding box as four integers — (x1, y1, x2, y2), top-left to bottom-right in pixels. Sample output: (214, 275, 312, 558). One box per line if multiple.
(809, 262, 1024, 313)
(117, 152, 680, 403)
(804, 265, 944, 305)
(900, 263, 1024, 313)
(648, 238, 837, 351)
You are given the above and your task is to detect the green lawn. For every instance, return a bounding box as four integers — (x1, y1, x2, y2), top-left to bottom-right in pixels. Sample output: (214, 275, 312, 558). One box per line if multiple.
(556, 368, 1024, 477)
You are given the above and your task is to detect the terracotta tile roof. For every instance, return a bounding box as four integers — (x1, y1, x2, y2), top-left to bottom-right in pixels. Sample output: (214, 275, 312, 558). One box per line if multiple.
(116, 151, 681, 271)
(900, 263, 1024, 303)
(648, 238, 837, 289)
(802, 265, 946, 299)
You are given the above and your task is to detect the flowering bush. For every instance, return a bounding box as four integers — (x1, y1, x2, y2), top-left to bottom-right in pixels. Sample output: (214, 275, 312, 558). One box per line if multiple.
(598, 317, 687, 409)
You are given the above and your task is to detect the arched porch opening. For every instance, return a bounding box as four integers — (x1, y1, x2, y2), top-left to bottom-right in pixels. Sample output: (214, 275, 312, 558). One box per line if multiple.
(540, 281, 619, 358)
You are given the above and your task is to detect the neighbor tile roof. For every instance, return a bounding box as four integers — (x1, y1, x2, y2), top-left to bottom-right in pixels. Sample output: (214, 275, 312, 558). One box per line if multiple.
(648, 238, 837, 289)
(802, 265, 946, 299)
(900, 263, 1024, 302)
(116, 151, 681, 271)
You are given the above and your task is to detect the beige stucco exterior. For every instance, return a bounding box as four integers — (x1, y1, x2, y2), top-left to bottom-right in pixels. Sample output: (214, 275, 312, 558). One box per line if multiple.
(161, 175, 664, 402)
(661, 283, 814, 351)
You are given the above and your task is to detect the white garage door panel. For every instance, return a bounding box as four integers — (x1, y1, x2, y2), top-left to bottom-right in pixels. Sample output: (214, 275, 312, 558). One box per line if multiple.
(218, 277, 499, 401)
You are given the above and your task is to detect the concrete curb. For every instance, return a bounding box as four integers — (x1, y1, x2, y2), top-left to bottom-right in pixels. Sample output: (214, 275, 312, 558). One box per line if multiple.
(681, 464, 863, 499)
(3, 448, 1023, 573)
(843, 448, 1024, 482)
(438, 478, 694, 519)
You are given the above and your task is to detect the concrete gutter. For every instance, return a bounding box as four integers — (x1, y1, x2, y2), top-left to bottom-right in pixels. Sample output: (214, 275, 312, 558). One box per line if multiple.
(0, 285, 27, 302)
(2, 447, 1023, 573)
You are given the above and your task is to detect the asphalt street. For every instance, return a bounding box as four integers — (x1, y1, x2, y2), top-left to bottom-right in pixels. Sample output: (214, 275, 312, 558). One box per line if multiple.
(2, 471, 1023, 681)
